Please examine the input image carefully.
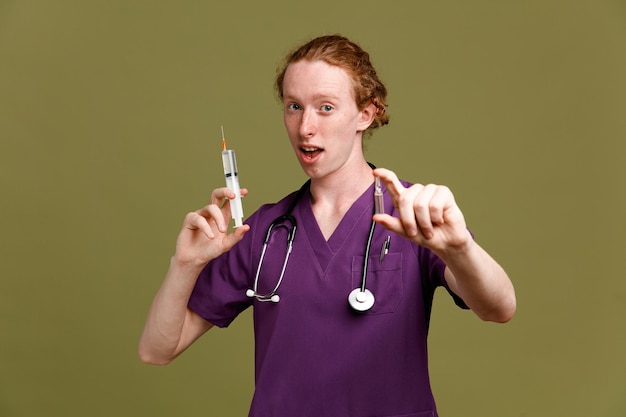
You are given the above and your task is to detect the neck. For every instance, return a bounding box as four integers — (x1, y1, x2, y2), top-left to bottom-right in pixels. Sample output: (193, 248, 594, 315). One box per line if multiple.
(309, 161, 374, 207)
(308, 160, 374, 240)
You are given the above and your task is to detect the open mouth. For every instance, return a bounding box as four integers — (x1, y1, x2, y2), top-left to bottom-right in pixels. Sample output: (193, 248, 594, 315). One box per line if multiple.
(301, 146, 323, 160)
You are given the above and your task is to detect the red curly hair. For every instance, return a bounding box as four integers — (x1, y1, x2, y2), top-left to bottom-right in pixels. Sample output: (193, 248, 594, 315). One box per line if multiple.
(275, 35, 389, 134)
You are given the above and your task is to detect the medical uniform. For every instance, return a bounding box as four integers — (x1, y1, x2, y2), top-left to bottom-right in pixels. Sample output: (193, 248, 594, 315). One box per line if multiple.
(189, 181, 468, 417)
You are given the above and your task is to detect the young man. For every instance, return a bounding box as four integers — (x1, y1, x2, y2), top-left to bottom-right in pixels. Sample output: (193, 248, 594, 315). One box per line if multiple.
(139, 35, 516, 416)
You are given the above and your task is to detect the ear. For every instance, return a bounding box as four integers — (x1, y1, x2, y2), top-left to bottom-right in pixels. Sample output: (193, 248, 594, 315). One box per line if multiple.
(356, 102, 377, 132)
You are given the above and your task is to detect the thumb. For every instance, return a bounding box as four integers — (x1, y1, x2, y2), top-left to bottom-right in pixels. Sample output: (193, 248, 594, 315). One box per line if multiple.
(222, 224, 250, 251)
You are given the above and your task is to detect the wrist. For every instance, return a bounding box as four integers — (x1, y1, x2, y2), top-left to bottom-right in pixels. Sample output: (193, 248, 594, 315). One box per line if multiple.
(436, 229, 476, 263)
(169, 254, 207, 276)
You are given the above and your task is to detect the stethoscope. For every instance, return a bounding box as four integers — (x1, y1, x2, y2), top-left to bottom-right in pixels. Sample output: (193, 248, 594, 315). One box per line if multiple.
(246, 169, 381, 312)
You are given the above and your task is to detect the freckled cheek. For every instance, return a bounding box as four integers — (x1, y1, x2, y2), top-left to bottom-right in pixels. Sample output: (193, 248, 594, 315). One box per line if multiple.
(284, 114, 303, 134)
(283, 118, 301, 146)
(285, 119, 299, 135)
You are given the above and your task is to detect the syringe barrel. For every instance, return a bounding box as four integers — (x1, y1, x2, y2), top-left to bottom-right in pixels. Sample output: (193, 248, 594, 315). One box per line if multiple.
(374, 192, 384, 215)
(221, 149, 244, 227)
(374, 177, 384, 215)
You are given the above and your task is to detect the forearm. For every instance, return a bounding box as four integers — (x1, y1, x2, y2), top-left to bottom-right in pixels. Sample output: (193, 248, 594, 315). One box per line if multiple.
(138, 257, 212, 365)
(372, 168, 516, 322)
(138, 193, 250, 364)
(439, 239, 516, 323)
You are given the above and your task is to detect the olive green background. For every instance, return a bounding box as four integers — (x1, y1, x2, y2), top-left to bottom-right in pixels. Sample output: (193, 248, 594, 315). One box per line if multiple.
(1, 1, 625, 416)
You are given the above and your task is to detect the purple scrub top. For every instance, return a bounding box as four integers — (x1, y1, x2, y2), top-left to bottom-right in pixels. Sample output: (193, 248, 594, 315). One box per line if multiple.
(189, 181, 468, 417)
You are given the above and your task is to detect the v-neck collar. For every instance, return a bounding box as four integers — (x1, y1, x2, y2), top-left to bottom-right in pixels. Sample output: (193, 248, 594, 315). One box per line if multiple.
(295, 182, 375, 274)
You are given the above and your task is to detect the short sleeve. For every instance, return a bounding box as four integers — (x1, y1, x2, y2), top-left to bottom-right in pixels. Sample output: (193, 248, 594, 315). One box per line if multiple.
(187, 196, 299, 327)
(187, 211, 266, 327)
(419, 244, 469, 310)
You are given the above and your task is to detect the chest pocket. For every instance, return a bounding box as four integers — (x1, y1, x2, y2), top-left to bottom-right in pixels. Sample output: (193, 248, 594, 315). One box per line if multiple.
(351, 253, 403, 314)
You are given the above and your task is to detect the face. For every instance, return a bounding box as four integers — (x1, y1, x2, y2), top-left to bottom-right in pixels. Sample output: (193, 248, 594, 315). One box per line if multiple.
(281, 60, 375, 180)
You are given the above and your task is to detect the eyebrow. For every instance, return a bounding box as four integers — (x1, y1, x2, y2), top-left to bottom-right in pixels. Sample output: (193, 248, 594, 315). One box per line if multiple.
(282, 92, 342, 102)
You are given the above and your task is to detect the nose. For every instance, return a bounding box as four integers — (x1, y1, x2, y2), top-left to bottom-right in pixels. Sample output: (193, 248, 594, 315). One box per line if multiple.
(299, 109, 316, 138)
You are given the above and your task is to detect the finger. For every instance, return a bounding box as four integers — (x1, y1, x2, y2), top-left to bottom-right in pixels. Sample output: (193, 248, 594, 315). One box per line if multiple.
(373, 213, 408, 237)
(428, 185, 453, 225)
(375, 168, 423, 237)
(221, 224, 251, 251)
(212, 186, 248, 200)
(222, 188, 249, 202)
(373, 168, 405, 203)
(184, 211, 217, 239)
(195, 204, 228, 233)
(375, 168, 419, 236)
(413, 184, 438, 239)
(210, 187, 238, 205)
(395, 183, 430, 238)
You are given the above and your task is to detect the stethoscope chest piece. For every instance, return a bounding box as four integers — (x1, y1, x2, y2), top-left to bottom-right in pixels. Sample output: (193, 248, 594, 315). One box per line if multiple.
(348, 288, 375, 312)
(247, 176, 382, 313)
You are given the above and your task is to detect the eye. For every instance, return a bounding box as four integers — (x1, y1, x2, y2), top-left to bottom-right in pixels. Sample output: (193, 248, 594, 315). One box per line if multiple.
(320, 104, 333, 112)
(286, 103, 301, 111)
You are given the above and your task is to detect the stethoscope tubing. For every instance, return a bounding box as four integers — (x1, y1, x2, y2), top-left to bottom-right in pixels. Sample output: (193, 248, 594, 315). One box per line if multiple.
(249, 214, 297, 302)
(360, 219, 376, 293)
(246, 175, 379, 311)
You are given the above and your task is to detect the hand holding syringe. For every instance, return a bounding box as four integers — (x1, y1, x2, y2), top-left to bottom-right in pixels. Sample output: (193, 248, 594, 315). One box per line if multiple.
(221, 126, 244, 228)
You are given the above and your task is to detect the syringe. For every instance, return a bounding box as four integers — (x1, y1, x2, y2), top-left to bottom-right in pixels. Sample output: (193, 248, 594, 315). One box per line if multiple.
(221, 126, 244, 228)
(374, 176, 384, 215)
